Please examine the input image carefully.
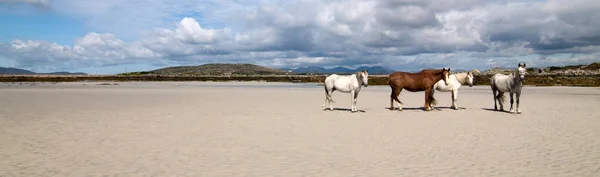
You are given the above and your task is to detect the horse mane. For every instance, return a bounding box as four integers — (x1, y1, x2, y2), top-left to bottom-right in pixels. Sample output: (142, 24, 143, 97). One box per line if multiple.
(509, 68, 521, 81)
(354, 71, 364, 86)
(421, 69, 444, 73)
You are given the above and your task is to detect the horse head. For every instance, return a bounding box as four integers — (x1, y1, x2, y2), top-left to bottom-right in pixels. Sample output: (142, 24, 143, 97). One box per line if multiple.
(359, 70, 369, 87)
(517, 63, 527, 80)
(467, 71, 474, 87)
(442, 68, 451, 86)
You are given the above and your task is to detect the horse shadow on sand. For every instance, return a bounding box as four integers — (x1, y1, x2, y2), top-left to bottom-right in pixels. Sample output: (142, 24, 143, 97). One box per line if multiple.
(323, 108, 366, 113)
(385, 106, 466, 111)
(481, 108, 518, 114)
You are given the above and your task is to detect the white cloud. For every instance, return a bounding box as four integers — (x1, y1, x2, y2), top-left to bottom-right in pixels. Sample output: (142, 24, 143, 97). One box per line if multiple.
(2, 0, 600, 73)
(175, 17, 219, 44)
(1, 33, 160, 71)
(0, 0, 48, 7)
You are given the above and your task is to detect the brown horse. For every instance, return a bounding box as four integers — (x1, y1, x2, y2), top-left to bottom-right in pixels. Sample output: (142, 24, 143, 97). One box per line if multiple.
(389, 68, 450, 111)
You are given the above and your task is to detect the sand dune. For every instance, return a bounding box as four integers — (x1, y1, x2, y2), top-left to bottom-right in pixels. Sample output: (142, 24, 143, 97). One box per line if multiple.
(1, 82, 599, 176)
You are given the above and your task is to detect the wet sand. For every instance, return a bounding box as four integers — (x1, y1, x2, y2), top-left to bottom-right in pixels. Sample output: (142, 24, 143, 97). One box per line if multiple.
(1, 82, 599, 176)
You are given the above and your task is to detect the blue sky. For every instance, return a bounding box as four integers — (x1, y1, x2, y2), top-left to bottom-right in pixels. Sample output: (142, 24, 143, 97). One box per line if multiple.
(1, 0, 599, 74)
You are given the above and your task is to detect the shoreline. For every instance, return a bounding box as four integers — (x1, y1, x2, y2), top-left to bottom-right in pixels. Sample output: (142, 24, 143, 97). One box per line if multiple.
(1, 74, 599, 87)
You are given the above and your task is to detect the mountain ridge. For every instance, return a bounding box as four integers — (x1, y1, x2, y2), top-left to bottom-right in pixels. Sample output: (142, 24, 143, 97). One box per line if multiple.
(281, 65, 395, 75)
(150, 63, 286, 75)
(0, 67, 87, 75)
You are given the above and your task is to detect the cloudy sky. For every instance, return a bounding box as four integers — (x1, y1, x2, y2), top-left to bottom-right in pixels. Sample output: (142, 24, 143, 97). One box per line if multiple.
(1, 0, 599, 74)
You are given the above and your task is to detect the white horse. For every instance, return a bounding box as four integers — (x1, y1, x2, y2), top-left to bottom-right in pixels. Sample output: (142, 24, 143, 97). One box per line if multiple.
(323, 70, 369, 112)
(491, 63, 527, 114)
(432, 71, 474, 109)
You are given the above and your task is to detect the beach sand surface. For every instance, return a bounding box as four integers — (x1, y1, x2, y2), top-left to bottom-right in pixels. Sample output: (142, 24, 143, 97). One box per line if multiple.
(1, 82, 599, 176)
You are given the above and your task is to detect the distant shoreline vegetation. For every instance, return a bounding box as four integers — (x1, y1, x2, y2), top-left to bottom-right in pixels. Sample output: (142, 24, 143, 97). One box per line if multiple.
(1, 62, 599, 87)
(1, 74, 599, 87)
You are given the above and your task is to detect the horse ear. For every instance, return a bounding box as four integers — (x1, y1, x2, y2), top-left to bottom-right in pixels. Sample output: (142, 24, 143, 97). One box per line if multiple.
(523, 63, 526, 67)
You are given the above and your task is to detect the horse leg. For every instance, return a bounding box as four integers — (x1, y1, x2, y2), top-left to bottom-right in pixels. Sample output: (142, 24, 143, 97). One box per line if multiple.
(329, 90, 334, 111)
(390, 87, 396, 110)
(496, 91, 504, 111)
(396, 88, 404, 111)
(323, 87, 329, 110)
(509, 91, 515, 114)
(424, 88, 432, 111)
(516, 91, 522, 114)
(390, 87, 403, 111)
(452, 89, 458, 110)
(353, 91, 359, 112)
(350, 90, 356, 112)
(430, 89, 436, 110)
(492, 86, 498, 110)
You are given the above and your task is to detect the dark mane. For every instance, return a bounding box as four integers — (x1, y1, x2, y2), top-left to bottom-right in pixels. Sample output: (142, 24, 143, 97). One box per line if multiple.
(421, 69, 445, 74)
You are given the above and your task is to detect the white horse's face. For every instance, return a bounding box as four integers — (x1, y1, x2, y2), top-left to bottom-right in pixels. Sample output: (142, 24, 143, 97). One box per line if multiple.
(517, 63, 527, 80)
(361, 71, 369, 87)
(467, 72, 474, 87)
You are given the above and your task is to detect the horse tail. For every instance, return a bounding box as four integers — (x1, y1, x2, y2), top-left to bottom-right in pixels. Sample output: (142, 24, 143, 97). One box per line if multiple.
(498, 93, 506, 104)
(429, 91, 438, 107)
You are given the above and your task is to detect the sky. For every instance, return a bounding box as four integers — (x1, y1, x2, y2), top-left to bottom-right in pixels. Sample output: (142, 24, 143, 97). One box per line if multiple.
(1, 0, 600, 74)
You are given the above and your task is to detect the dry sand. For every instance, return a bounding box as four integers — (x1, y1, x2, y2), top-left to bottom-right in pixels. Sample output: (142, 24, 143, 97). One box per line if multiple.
(1, 82, 599, 176)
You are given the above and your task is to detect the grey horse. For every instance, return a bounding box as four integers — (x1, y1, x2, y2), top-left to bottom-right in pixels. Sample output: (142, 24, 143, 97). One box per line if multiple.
(491, 63, 527, 114)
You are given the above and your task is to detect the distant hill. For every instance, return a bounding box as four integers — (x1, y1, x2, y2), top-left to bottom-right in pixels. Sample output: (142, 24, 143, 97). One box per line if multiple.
(281, 66, 395, 75)
(45, 71, 88, 75)
(0, 67, 87, 75)
(0, 67, 36, 74)
(545, 62, 600, 71)
(483, 62, 600, 76)
(151, 63, 287, 75)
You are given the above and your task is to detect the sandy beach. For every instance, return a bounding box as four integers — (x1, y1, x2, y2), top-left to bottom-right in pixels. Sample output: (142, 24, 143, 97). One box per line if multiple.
(1, 81, 599, 176)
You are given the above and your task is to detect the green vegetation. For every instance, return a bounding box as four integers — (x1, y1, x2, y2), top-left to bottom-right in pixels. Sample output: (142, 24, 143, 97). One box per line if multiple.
(2, 62, 599, 87)
(150, 63, 287, 75)
(545, 62, 600, 71)
(117, 71, 153, 76)
(2, 74, 597, 87)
